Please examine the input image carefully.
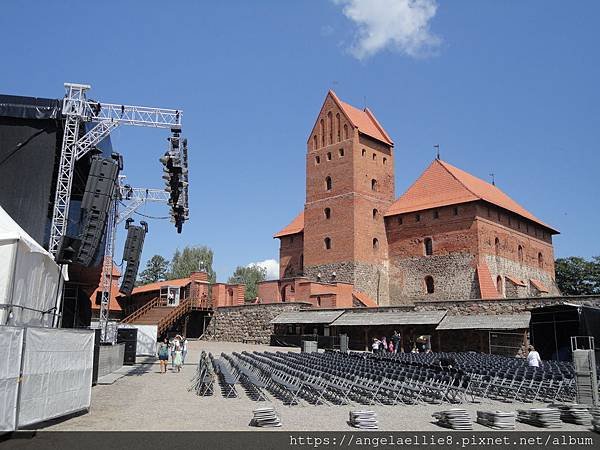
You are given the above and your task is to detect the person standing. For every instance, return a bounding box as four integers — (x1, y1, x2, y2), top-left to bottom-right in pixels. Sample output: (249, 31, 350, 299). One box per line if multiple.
(391, 331, 401, 354)
(381, 336, 388, 353)
(170, 335, 180, 369)
(173, 339, 183, 373)
(371, 338, 381, 353)
(181, 336, 188, 364)
(388, 340, 394, 353)
(157, 338, 169, 374)
(527, 345, 542, 368)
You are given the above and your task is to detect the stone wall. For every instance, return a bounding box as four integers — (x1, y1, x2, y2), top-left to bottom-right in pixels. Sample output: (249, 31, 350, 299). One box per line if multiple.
(484, 254, 560, 296)
(305, 260, 389, 305)
(203, 302, 310, 344)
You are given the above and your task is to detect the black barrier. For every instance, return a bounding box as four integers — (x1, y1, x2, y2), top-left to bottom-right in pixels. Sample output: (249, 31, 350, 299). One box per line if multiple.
(270, 334, 340, 349)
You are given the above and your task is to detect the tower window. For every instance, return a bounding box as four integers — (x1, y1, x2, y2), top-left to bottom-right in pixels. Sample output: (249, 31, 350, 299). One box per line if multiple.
(325, 176, 332, 191)
(398, 216, 403, 225)
(362, 149, 366, 157)
(344, 124, 348, 140)
(383, 157, 387, 165)
(324, 237, 331, 250)
(424, 237, 433, 256)
(339, 148, 344, 157)
(372, 238, 379, 249)
(538, 252, 543, 269)
(324, 208, 331, 219)
(433, 210, 439, 219)
(320, 119, 325, 147)
(313, 135, 318, 150)
(425, 276, 434, 294)
(372, 208, 378, 219)
(494, 237, 500, 255)
(290, 236, 294, 244)
(336, 113, 341, 142)
(453, 207, 459, 216)
(416, 214, 421, 222)
(371, 179, 378, 191)
(518, 245, 523, 263)
(372, 153, 376, 161)
(317, 296, 321, 307)
(315, 155, 320, 164)
(496, 276, 503, 296)
(328, 111, 333, 144)
(327, 152, 332, 161)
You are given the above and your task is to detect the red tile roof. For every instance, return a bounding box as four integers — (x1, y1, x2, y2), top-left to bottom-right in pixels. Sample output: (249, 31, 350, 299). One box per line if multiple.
(477, 262, 499, 299)
(274, 211, 304, 238)
(385, 159, 558, 233)
(506, 275, 526, 287)
(329, 90, 394, 146)
(530, 278, 549, 293)
(352, 290, 378, 307)
(129, 278, 191, 296)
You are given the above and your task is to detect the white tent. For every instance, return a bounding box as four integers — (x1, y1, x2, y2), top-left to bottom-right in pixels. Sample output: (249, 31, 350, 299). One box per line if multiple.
(0, 206, 67, 327)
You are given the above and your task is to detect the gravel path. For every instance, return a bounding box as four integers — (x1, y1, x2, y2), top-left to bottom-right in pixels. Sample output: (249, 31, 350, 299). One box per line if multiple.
(43, 340, 593, 432)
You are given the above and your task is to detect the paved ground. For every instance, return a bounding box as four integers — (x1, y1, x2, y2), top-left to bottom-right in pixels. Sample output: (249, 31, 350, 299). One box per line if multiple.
(43, 340, 593, 432)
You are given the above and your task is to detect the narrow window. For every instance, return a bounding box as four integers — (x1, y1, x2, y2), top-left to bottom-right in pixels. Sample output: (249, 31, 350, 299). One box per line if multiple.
(344, 124, 348, 140)
(372, 153, 376, 161)
(315, 155, 320, 164)
(325, 176, 332, 191)
(383, 157, 387, 165)
(518, 245, 523, 263)
(324, 237, 331, 250)
(324, 208, 331, 219)
(328, 111, 333, 144)
(497, 211, 502, 221)
(299, 254, 303, 271)
(398, 216, 403, 225)
(416, 214, 421, 222)
(313, 135, 318, 150)
(317, 296, 321, 307)
(327, 152, 332, 161)
(362, 149, 366, 157)
(290, 235, 294, 244)
(496, 276, 503, 296)
(508, 216, 512, 226)
(518, 221, 521, 230)
(371, 179, 378, 191)
(339, 148, 344, 157)
(425, 276, 434, 294)
(372, 238, 379, 249)
(424, 237, 433, 256)
(453, 207, 458, 216)
(336, 113, 341, 142)
(372, 208, 378, 219)
(320, 119, 325, 147)
(433, 210, 439, 219)
(487, 207, 491, 218)
(494, 237, 500, 255)
(538, 252, 543, 269)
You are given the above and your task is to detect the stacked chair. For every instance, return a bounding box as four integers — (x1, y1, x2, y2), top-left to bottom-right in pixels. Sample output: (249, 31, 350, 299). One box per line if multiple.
(189, 351, 215, 396)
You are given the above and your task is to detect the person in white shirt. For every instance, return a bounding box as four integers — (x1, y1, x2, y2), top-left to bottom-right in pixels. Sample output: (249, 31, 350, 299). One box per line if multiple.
(527, 345, 542, 367)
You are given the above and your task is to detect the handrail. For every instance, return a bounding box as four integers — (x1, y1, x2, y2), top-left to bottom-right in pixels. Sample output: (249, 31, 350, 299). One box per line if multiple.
(121, 296, 161, 323)
(158, 297, 192, 334)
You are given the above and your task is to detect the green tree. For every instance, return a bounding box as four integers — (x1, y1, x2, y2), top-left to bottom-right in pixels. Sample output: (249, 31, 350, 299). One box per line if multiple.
(555, 256, 600, 295)
(169, 245, 216, 282)
(138, 254, 170, 285)
(228, 264, 267, 301)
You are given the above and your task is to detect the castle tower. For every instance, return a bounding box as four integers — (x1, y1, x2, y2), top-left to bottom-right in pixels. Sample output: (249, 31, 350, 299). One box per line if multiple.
(301, 91, 395, 304)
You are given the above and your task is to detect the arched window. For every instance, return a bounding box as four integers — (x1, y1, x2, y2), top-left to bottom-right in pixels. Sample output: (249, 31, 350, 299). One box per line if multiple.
(425, 276, 434, 294)
(424, 237, 433, 256)
(313, 135, 318, 150)
(372, 153, 376, 161)
(327, 152, 332, 161)
(324, 207, 331, 219)
(336, 113, 341, 142)
(362, 149, 366, 157)
(518, 245, 523, 263)
(496, 276, 503, 296)
(383, 157, 387, 165)
(344, 124, 348, 140)
(372, 238, 379, 249)
(371, 179, 378, 191)
(315, 155, 320, 164)
(320, 119, 325, 147)
(538, 252, 543, 269)
(494, 237, 500, 255)
(325, 176, 332, 191)
(339, 148, 344, 157)
(327, 111, 333, 144)
(317, 296, 321, 307)
(324, 237, 331, 250)
(372, 208, 378, 219)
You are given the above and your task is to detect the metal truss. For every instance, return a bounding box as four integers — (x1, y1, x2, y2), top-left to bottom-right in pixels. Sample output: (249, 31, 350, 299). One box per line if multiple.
(99, 196, 117, 342)
(117, 186, 170, 224)
(48, 82, 183, 256)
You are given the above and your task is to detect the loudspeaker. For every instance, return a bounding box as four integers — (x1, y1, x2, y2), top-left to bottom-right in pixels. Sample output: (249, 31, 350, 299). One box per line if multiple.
(55, 236, 82, 264)
(123, 353, 136, 365)
(117, 328, 137, 342)
(117, 328, 138, 366)
(119, 223, 147, 295)
(75, 156, 120, 267)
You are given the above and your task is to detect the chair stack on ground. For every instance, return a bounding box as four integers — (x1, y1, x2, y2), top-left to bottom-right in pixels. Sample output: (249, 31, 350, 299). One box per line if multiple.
(250, 407, 281, 428)
(549, 404, 592, 425)
(349, 410, 378, 429)
(432, 409, 473, 430)
(476, 411, 516, 430)
(517, 408, 562, 428)
(591, 407, 600, 432)
(189, 351, 215, 396)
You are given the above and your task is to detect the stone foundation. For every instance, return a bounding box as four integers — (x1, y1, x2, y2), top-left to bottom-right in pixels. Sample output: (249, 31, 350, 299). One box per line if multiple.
(484, 255, 560, 296)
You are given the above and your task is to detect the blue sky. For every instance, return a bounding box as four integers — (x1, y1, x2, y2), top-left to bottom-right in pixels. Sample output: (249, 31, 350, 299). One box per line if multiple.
(1, 1, 599, 281)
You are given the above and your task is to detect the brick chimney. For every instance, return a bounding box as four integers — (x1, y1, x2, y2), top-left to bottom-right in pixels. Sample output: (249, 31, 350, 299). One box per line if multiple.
(190, 271, 209, 282)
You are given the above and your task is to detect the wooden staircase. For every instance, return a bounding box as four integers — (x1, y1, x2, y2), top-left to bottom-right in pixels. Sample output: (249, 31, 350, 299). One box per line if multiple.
(121, 296, 192, 336)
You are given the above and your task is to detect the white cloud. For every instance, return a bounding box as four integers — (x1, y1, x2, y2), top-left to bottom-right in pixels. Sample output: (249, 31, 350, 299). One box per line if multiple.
(333, 0, 441, 59)
(247, 259, 279, 280)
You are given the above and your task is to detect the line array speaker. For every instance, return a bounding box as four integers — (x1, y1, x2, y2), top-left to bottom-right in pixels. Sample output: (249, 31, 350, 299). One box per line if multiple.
(119, 222, 147, 295)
